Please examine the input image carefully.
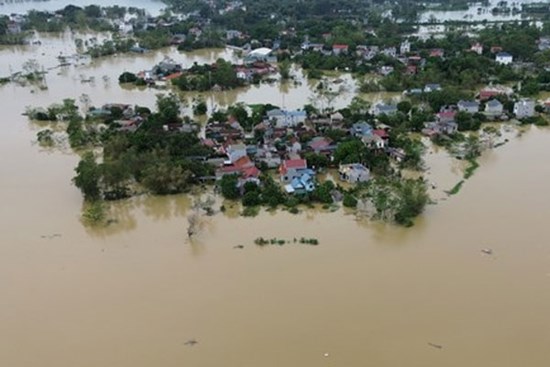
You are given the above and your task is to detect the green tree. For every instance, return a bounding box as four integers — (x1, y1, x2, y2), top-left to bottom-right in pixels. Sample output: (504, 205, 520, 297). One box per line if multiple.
(279, 59, 291, 80)
(219, 174, 240, 199)
(73, 152, 101, 201)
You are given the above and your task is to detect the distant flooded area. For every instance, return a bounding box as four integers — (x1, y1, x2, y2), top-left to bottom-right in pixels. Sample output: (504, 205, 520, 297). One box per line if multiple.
(2, 3, 550, 367)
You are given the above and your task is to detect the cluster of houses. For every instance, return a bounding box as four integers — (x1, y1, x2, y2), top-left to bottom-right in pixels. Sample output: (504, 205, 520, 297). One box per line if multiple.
(200, 107, 414, 195)
(133, 55, 277, 87)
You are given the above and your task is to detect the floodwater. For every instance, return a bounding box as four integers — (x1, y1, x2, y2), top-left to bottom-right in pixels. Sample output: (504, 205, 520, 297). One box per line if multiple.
(419, 0, 543, 23)
(2, 31, 550, 367)
(0, 0, 166, 16)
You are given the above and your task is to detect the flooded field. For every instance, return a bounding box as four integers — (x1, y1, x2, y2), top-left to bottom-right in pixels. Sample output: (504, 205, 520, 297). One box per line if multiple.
(1, 24, 550, 367)
(0, 0, 166, 16)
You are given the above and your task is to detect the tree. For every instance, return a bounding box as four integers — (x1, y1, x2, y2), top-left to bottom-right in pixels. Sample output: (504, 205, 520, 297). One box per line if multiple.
(118, 72, 138, 83)
(397, 100, 412, 114)
(279, 59, 291, 79)
(73, 152, 101, 201)
(219, 174, 240, 199)
(155, 93, 181, 125)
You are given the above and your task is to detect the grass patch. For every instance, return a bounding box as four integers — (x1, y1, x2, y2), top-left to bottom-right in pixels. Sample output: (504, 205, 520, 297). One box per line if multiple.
(241, 206, 260, 217)
(446, 180, 465, 195)
(463, 159, 479, 179)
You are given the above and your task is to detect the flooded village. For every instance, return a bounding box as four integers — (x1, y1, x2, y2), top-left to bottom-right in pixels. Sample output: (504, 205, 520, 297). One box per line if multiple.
(1, 1, 550, 367)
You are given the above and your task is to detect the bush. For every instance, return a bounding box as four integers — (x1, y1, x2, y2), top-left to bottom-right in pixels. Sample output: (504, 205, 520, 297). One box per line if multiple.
(343, 194, 358, 208)
(118, 72, 138, 84)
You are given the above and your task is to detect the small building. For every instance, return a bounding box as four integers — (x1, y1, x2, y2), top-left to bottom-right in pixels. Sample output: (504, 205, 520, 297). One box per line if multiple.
(429, 48, 445, 58)
(485, 99, 503, 117)
(285, 173, 315, 194)
(471, 42, 483, 55)
(225, 143, 248, 163)
(279, 158, 315, 190)
(381, 47, 397, 58)
(457, 100, 480, 114)
(266, 109, 307, 128)
(245, 47, 275, 64)
(350, 122, 373, 137)
(372, 103, 398, 116)
(362, 134, 386, 149)
(496, 52, 513, 65)
(424, 83, 441, 93)
(379, 66, 394, 76)
(308, 137, 333, 154)
(400, 40, 411, 55)
(226, 30, 243, 40)
(332, 44, 349, 55)
(339, 163, 370, 183)
(513, 99, 535, 119)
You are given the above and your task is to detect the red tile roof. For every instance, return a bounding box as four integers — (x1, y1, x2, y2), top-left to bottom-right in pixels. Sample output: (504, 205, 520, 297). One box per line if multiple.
(373, 129, 389, 138)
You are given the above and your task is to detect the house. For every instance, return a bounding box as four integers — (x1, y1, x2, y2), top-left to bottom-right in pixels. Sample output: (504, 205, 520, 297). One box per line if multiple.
(429, 48, 444, 58)
(350, 122, 373, 137)
(423, 121, 458, 136)
(437, 110, 456, 123)
(245, 47, 275, 64)
(471, 42, 483, 55)
(216, 155, 260, 186)
(485, 99, 503, 117)
(279, 158, 315, 184)
(457, 100, 480, 114)
(308, 137, 333, 154)
(7, 20, 22, 34)
(538, 37, 550, 51)
(285, 173, 315, 194)
(372, 103, 398, 116)
(339, 163, 370, 183)
(379, 66, 394, 76)
(381, 47, 397, 58)
(362, 134, 386, 149)
(388, 147, 407, 162)
(513, 99, 535, 118)
(400, 40, 411, 55)
(496, 52, 513, 65)
(225, 143, 248, 163)
(424, 83, 441, 93)
(490, 46, 503, 54)
(406, 65, 418, 75)
(330, 112, 344, 123)
(226, 30, 243, 40)
(332, 44, 349, 55)
(266, 109, 307, 128)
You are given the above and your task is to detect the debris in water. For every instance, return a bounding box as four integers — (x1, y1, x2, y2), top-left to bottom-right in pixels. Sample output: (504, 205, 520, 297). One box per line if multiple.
(481, 248, 493, 255)
(233, 245, 244, 249)
(323, 353, 329, 357)
(428, 342, 443, 349)
(184, 339, 198, 346)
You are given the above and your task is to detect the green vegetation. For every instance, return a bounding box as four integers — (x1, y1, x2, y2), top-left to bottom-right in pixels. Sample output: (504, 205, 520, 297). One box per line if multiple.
(447, 180, 465, 196)
(254, 237, 319, 246)
(463, 159, 480, 179)
(366, 177, 430, 227)
(172, 59, 243, 91)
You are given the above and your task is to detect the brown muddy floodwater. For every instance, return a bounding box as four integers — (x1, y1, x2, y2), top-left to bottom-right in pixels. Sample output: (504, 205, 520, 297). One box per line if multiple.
(1, 33, 550, 367)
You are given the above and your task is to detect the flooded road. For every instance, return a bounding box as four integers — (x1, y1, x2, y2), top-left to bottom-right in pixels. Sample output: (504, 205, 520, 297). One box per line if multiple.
(1, 32, 550, 367)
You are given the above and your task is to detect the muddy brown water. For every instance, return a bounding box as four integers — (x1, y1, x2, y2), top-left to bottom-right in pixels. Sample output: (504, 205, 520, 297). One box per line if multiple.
(1, 33, 550, 367)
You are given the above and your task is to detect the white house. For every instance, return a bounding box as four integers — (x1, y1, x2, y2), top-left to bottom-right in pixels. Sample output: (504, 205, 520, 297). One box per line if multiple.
(495, 52, 513, 65)
(372, 103, 397, 116)
(513, 99, 535, 119)
(245, 47, 275, 63)
(339, 163, 370, 183)
(400, 40, 411, 55)
(471, 42, 483, 55)
(266, 109, 307, 128)
(485, 99, 503, 117)
(457, 100, 480, 114)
